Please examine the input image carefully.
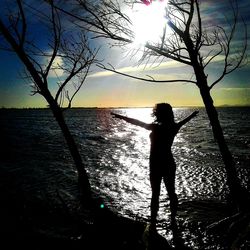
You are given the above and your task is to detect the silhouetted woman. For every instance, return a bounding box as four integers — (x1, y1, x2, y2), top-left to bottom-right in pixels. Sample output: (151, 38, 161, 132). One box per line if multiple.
(111, 103, 198, 229)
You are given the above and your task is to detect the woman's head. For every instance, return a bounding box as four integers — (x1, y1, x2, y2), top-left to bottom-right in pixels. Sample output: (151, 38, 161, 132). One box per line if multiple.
(152, 103, 174, 123)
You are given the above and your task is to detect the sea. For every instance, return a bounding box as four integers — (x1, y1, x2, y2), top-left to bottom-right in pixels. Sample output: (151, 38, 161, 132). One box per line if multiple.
(0, 107, 249, 248)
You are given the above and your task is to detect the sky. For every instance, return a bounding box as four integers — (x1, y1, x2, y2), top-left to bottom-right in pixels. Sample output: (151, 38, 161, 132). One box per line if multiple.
(0, 0, 250, 108)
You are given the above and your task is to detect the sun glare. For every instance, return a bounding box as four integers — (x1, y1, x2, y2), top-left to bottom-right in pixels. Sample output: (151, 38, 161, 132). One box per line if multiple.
(130, 0, 169, 45)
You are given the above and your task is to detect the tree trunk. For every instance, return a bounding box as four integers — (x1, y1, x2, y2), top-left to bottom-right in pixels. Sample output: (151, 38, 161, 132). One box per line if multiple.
(199, 84, 247, 210)
(186, 40, 248, 210)
(47, 97, 92, 202)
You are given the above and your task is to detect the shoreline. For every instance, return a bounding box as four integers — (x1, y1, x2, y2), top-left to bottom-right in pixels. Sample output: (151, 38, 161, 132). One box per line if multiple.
(1, 105, 250, 110)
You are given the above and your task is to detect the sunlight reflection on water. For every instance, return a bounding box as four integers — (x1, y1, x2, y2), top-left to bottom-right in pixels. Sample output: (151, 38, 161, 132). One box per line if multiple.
(95, 107, 230, 225)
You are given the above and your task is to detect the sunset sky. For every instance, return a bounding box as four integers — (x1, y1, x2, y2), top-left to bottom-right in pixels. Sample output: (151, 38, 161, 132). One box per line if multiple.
(0, 0, 250, 108)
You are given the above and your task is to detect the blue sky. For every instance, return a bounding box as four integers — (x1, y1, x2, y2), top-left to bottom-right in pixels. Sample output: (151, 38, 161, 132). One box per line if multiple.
(0, 0, 249, 108)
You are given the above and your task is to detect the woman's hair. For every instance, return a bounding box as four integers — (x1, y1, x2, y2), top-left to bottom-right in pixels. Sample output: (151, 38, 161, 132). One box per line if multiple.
(152, 103, 174, 123)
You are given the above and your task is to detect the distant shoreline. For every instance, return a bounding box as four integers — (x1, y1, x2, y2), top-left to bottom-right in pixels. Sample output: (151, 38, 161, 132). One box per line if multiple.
(1, 105, 250, 110)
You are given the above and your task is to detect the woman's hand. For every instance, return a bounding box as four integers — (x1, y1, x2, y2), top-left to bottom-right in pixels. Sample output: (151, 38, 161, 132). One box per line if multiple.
(192, 110, 199, 117)
(111, 112, 122, 119)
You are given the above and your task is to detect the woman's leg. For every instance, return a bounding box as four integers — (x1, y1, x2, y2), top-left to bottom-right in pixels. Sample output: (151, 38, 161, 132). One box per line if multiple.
(163, 168, 178, 220)
(150, 172, 162, 227)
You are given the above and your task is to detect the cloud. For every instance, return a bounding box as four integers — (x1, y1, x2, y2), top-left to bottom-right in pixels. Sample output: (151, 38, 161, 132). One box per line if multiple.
(46, 55, 65, 78)
(219, 87, 250, 91)
(214, 87, 250, 106)
(89, 60, 184, 78)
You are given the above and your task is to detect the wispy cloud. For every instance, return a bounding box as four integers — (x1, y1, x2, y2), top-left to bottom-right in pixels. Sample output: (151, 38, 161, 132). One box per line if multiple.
(220, 87, 250, 91)
(48, 56, 65, 78)
(42, 51, 65, 78)
(89, 60, 184, 78)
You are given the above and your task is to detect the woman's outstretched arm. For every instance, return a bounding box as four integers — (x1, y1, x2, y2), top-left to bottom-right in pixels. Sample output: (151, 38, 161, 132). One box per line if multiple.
(177, 110, 199, 128)
(111, 112, 152, 130)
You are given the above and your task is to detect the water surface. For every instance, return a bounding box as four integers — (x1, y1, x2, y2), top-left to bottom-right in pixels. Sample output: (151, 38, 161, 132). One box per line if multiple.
(0, 107, 249, 248)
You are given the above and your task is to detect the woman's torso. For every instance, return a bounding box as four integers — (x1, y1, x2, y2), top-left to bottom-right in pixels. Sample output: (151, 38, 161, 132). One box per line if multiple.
(149, 123, 179, 166)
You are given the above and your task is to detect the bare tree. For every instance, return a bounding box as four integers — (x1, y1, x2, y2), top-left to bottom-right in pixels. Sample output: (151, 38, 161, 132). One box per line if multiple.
(56, 0, 249, 211)
(0, 0, 98, 200)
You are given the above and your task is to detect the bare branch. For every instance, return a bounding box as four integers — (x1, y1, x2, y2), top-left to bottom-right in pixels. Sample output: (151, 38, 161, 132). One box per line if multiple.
(67, 62, 91, 109)
(44, 1, 61, 80)
(209, 3, 248, 89)
(203, 47, 223, 69)
(53, 1, 133, 44)
(185, 0, 194, 35)
(145, 43, 192, 65)
(96, 63, 197, 84)
(194, 0, 202, 51)
(54, 33, 99, 106)
(16, 0, 27, 47)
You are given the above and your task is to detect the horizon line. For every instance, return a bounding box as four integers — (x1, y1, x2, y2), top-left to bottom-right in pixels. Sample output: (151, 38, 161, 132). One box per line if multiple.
(1, 104, 250, 110)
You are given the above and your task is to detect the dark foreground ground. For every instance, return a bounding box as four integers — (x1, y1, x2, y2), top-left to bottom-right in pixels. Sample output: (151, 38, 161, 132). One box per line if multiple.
(1, 184, 249, 250)
(0, 156, 249, 250)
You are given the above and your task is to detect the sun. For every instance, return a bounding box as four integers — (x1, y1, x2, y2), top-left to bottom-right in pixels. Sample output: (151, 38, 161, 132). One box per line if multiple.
(130, 0, 169, 45)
